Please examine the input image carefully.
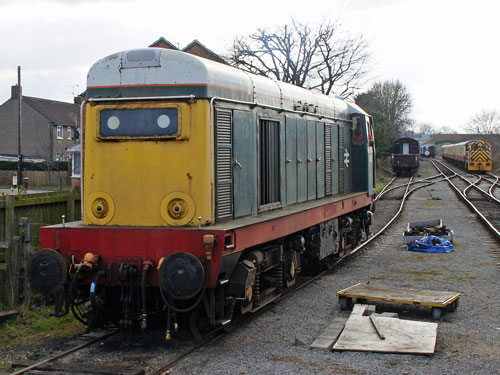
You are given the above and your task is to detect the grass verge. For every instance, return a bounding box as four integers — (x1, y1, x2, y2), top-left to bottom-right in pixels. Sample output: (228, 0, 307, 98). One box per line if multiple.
(0, 306, 84, 372)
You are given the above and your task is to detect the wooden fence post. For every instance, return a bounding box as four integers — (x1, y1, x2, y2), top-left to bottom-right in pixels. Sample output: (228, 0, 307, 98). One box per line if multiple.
(2, 196, 17, 307)
(19, 217, 33, 308)
(5, 195, 15, 242)
(66, 191, 75, 222)
(4, 236, 20, 307)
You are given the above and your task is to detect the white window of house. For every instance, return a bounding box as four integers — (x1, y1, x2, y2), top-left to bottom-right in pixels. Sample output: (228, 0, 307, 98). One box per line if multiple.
(55, 154, 62, 161)
(57, 125, 63, 139)
(67, 127, 72, 139)
(72, 153, 81, 177)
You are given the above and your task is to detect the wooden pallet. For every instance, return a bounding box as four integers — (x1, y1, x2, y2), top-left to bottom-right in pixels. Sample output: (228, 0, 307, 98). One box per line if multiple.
(337, 283, 461, 320)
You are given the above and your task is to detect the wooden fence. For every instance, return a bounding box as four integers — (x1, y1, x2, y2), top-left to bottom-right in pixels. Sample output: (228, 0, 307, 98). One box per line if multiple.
(0, 192, 81, 308)
(0, 170, 70, 186)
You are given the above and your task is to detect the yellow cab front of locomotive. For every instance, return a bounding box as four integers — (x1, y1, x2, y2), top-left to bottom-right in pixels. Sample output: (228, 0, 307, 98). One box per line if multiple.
(83, 100, 213, 227)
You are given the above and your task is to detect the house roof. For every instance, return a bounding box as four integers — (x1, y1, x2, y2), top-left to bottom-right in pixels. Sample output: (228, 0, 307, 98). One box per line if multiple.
(182, 39, 227, 64)
(149, 37, 179, 50)
(23, 96, 79, 128)
(149, 37, 227, 65)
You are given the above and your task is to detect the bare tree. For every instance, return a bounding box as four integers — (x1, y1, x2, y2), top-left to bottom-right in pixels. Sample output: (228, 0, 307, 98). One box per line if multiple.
(226, 19, 372, 98)
(419, 122, 437, 135)
(436, 126, 457, 134)
(355, 80, 414, 135)
(463, 109, 500, 134)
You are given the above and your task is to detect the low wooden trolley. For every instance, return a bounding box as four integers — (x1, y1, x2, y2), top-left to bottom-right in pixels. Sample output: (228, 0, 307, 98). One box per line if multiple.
(337, 283, 461, 320)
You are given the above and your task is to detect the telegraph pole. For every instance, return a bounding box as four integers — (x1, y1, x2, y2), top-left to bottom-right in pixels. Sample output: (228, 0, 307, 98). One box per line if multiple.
(17, 66, 23, 184)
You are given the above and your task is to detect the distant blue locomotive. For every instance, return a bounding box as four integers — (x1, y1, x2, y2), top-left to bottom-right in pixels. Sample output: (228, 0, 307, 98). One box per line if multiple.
(420, 144, 436, 158)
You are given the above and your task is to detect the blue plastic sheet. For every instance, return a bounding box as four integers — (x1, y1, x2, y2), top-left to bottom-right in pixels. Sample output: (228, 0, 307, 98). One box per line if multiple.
(406, 235, 454, 253)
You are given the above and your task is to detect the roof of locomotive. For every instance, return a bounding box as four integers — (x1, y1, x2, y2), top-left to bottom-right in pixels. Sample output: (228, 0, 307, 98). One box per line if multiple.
(86, 48, 367, 120)
(393, 137, 419, 146)
(442, 140, 491, 149)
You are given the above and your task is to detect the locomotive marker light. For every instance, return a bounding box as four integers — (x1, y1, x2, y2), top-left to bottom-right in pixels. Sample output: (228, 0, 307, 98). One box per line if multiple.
(107, 116, 120, 130)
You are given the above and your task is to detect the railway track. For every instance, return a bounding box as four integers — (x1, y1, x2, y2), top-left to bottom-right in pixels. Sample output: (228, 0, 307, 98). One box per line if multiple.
(149, 174, 451, 374)
(431, 160, 500, 239)
(9, 173, 452, 375)
(10, 329, 125, 375)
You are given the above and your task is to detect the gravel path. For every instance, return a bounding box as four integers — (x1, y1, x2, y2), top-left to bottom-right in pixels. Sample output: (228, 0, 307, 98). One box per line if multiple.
(170, 162, 500, 374)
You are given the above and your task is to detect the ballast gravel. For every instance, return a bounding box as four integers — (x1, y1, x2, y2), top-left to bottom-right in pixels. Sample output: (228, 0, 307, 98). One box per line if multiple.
(170, 163, 500, 375)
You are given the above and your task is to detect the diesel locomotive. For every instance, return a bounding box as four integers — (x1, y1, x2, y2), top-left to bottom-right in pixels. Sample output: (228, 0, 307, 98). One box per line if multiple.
(391, 137, 420, 176)
(442, 140, 492, 172)
(420, 144, 436, 158)
(27, 48, 376, 342)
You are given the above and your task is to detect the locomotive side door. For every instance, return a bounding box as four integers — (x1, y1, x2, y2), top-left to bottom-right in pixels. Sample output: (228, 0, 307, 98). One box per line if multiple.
(307, 120, 317, 201)
(316, 121, 325, 199)
(285, 116, 297, 205)
(296, 118, 308, 203)
(233, 110, 255, 218)
(331, 123, 339, 195)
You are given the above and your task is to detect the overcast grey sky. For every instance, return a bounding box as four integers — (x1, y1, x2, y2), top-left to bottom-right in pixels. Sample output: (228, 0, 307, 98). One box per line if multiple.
(0, 0, 498, 132)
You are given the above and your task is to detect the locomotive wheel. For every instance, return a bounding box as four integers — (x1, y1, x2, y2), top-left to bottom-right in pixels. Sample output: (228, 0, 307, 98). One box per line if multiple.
(284, 256, 297, 288)
(189, 307, 210, 342)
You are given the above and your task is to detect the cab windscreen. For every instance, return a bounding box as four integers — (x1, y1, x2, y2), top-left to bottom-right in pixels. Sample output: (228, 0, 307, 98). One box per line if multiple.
(100, 108, 178, 137)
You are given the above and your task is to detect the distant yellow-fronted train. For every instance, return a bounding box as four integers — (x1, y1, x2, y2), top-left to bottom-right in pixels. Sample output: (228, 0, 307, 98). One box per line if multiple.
(442, 140, 492, 172)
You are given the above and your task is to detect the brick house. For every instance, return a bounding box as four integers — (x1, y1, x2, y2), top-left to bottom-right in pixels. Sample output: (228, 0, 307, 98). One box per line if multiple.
(0, 86, 80, 162)
(149, 37, 227, 64)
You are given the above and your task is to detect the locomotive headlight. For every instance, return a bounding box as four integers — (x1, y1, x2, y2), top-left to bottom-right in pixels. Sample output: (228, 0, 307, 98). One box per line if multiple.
(167, 198, 187, 219)
(86, 192, 115, 225)
(160, 192, 196, 226)
(92, 198, 109, 218)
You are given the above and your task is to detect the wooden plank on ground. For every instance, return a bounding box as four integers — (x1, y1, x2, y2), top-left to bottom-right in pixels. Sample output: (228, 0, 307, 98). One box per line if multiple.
(337, 283, 460, 308)
(351, 304, 376, 316)
(333, 315, 438, 355)
(310, 318, 346, 349)
(0, 310, 18, 320)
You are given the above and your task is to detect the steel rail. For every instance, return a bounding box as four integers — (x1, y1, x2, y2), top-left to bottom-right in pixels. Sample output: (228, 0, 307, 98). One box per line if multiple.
(151, 177, 421, 374)
(488, 174, 500, 196)
(150, 172, 453, 374)
(434, 160, 500, 205)
(374, 176, 396, 201)
(375, 173, 443, 202)
(11, 329, 119, 375)
(430, 160, 500, 239)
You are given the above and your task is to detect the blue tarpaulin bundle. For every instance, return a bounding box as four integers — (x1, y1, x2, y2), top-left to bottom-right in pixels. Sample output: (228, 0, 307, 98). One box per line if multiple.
(406, 235, 454, 253)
